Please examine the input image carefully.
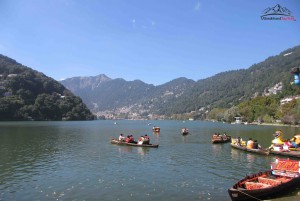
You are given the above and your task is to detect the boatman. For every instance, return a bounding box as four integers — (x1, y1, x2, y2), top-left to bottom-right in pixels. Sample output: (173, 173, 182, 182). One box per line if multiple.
(119, 134, 125, 141)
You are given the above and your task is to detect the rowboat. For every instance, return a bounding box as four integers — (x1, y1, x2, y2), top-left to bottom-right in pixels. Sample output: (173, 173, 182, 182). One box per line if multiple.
(269, 149, 300, 158)
(152, 126, 160, 132)
(231, 144, 269, 155)
(228, 158, 300, 201)
(110, 139, 159, 148)
(181, 128, 189, 136)
(211, 135, 231, 143)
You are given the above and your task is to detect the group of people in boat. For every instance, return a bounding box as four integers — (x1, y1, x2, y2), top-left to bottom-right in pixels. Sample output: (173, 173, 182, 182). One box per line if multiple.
(231, 130, 300, 151)
(213, 132, 228, 140)
(269, 130, 300, 151)
(232, 137, 262, 149)
(118, 133, 150, 145)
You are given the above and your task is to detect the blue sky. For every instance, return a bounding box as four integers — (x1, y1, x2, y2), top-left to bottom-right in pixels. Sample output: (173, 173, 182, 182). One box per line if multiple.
(0, 0, 299, 85)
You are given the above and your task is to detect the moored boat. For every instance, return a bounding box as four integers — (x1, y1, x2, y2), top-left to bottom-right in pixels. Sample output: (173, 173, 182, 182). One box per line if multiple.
(110, 139, 159, 148)
(269, 149, 300, 158)
(211, 134, 231, 143)
(228, 158, 300, 201)
(268, 131, 300, 158)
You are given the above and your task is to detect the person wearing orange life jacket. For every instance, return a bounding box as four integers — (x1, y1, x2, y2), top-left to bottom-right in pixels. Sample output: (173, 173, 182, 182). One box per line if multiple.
(125, 135, 131, 143)
(247, 138, 254, 149)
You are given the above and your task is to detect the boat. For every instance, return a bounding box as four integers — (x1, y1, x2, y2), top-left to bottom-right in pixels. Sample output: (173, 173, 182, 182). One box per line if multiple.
(211, 134, 231, 143)
(152, 126, 160, 132)
(181, 128, 189, 136)
(230, 143, 269, 155)
(228, 158, 300, 201)
(268, 132, 300, 158)
(110, 139, 159, 148)
(269, 150, 300, 158)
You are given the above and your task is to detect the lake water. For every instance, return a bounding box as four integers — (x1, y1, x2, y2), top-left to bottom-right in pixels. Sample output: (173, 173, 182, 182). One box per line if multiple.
(1, 120, 300, 201)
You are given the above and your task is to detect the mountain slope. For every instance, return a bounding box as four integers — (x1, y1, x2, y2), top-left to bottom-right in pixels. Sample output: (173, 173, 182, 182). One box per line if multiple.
(61, 45, 300, 118)
(0, 55, 94, 120)
(164, 45, 300, 114)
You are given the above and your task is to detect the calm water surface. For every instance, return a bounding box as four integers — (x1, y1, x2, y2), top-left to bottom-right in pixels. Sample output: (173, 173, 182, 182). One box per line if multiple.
(1, 120, 300, 201)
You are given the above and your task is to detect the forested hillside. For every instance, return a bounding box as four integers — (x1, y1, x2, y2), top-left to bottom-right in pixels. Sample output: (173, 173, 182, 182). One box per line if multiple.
(162, 45, 300, 114)
(61, 45, 300, 120)
(0, 55, 95, 121)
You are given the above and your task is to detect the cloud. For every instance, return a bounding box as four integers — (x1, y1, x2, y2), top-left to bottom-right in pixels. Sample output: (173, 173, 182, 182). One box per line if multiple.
(151, 20, 156, 26)
(194, 1, 201, 11)
(132, 19, 136, 27)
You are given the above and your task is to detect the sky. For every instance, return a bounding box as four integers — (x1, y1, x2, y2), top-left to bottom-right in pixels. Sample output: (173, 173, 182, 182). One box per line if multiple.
(0, 0, 300, 86)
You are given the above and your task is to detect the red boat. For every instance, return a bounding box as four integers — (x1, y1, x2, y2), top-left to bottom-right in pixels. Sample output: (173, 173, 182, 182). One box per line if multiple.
(228, 158, 300, 201)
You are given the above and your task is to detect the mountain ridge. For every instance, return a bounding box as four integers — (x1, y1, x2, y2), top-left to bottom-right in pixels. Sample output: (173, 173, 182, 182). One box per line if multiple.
(60, 45, 300, 118)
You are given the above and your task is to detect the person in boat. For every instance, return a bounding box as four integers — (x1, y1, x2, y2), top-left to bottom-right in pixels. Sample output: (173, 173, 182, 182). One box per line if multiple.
(128, 135, 135, 143)
(252, 140, 262, 149)
(237, 137, 242, 146)
(289, 137, 298, 148)
(144, 134, 150, 144)
(119, 134, 125, 141)
(125, 135, 131, 143)
(283, 141, 291, 151)
(222, 132, 227, 140)
(247, 138, 254, 149)
(138, 136, 145, 145)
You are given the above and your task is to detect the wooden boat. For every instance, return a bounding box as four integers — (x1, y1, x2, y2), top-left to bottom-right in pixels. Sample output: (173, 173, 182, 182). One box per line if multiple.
(228, 158, 300, 201)
(231, 143, 269, 155)
(270, 149, 300, 158)
(152, 126, 160, 132)
(181, 128, 189, 136)
(110, 139, 159, 148)
(211, 135, 231, 143)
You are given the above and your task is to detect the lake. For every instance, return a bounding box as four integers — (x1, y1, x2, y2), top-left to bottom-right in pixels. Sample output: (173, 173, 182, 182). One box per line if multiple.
(1, 120, 300, 201)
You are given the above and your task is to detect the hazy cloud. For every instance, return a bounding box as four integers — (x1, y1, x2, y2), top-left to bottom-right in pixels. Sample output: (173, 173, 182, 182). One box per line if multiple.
(194, 1, 201, 11)
(151, 20, 156, 26)
(132, 19, 136, 27)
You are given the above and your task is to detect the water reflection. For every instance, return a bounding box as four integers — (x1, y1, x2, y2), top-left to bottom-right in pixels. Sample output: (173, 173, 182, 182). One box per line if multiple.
(0, 120, 299, 201)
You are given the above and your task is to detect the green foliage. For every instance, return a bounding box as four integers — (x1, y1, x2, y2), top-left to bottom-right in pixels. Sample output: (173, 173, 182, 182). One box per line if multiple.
(237, 96, 280, 123)
(0, 54, 95, 121)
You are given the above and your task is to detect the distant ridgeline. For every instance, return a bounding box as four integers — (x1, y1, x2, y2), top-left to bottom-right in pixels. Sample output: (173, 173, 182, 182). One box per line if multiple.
(0, 55, 94, 121)
(61, 45, 300, 119)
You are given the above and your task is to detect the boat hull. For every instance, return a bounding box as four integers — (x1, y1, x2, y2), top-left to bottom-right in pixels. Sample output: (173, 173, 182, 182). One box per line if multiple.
(110, 139, 159, 148)
(211, 136, 231, 143)
(231, 144, 269, 155)
(270, 150, 300, 158)
(228, 170, 300, 201)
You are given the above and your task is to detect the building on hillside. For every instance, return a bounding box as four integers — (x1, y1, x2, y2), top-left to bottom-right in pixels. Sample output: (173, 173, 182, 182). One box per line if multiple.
(280, 95, 300, 105)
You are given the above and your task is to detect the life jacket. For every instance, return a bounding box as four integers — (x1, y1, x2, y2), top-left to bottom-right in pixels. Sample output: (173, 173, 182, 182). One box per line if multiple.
(247, 140, 254, 149)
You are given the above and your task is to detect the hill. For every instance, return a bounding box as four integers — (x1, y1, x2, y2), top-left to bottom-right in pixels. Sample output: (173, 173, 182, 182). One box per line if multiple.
(60, 45, 300, 119)
(0, 55, 94, 121)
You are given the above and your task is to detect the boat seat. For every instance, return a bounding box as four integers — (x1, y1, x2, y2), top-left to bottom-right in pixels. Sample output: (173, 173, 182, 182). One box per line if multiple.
(258, 177, 281, 186)
(245, 182, 271, 190)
